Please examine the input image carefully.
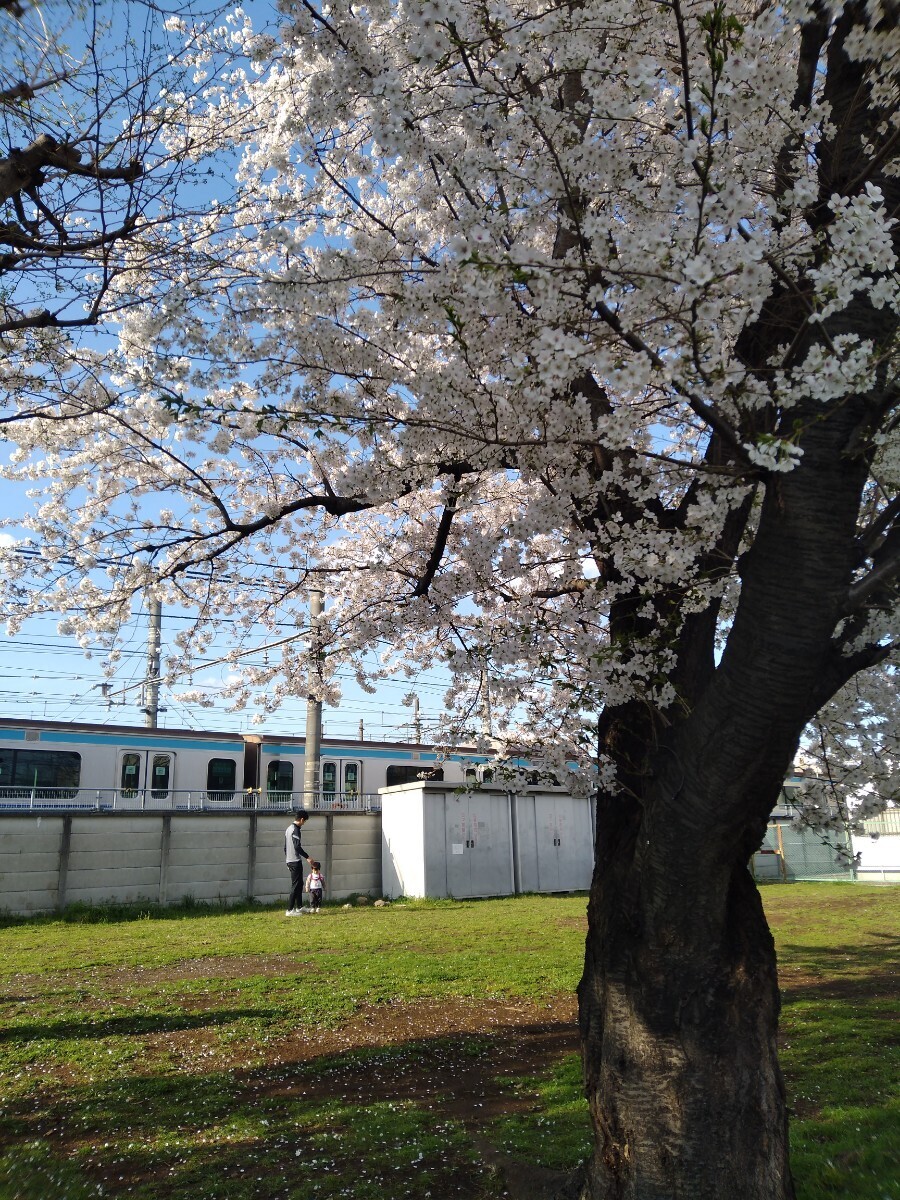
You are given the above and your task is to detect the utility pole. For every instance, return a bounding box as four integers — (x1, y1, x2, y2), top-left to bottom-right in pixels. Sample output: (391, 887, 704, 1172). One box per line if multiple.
(302, 589, 324, 803)
(403, 692, 422, 744)
(480, 667, 493, 739)
(142, 595, 162, 729)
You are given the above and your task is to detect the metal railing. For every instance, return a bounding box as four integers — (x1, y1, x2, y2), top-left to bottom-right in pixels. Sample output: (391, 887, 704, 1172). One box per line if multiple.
(0, 787, 381, 813)
(862, 808, 900, 836)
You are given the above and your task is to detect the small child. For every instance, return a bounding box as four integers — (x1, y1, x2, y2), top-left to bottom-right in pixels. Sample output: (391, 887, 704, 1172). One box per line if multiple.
(306, 860, 325, 913)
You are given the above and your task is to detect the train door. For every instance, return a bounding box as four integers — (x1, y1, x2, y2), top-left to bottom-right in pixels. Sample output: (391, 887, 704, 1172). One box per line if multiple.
(536, 796, 564, 892)
(116, 749, 175, 805)
(342, 760, 361, 801)
(321, 759, 337, 803)
(320, 757, 363, 806)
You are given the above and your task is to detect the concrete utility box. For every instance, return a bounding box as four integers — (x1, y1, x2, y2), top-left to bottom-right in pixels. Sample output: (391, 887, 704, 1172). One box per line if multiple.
(380, 782, 594, 899)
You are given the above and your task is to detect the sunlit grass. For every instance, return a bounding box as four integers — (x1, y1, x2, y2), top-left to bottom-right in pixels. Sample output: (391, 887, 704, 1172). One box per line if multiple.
(0, 886, 896, 1198)
(493, 1053, 593, 1170)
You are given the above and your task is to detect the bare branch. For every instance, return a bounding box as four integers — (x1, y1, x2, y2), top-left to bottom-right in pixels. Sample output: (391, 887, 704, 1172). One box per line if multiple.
(0, 134, 140, 205)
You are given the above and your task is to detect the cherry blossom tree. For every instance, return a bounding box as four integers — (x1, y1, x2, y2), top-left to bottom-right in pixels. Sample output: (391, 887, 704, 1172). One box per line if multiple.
(0, 0, 238, 424)
(2, 2, 899, 1197)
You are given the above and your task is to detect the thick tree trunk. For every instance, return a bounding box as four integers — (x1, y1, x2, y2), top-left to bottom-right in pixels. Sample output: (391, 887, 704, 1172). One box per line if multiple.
(571, 380, 880, 1197)
(575, 794, 792, 1200)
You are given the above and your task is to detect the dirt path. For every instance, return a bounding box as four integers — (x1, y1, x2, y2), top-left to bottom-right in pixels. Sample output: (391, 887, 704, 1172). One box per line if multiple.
(246, 996, 583, 1200)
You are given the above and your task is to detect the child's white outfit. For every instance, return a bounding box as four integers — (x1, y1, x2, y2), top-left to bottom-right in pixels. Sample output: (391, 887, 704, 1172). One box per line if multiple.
(306, 869, 325, 912)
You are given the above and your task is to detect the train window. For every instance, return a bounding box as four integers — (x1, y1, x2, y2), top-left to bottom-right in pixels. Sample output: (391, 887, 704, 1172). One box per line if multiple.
(343, 762, 359, 796)
(207, 758, 236, 801)
(385, 764, 445, 787)
(320, 760, 361, 802)
(120, 753, 141, 796)
(267, 760, 294, 794)
(151, 755, 172, 799)
(464, 764, 495, 783)
(0, 749, 81, 795)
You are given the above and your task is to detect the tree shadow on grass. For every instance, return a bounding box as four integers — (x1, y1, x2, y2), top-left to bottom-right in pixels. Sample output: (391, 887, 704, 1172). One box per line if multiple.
(778, 935, 899, 1001)
(0, 1020, 584, 1200)
(0, 1007, 276, 1043)
(2, 1000, 895, 1200)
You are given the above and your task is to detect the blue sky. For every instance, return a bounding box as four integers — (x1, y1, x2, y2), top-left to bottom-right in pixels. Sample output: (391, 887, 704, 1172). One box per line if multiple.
(0, 2, 461, 741)
(0, 595, 453, 739)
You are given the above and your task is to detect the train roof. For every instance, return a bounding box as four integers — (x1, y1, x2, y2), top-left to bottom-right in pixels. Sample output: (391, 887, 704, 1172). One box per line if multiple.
(0, 715, 477, 755)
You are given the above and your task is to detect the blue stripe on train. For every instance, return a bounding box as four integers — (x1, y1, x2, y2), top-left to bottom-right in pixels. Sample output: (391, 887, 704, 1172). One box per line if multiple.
(36, 731, 244, 753)
(4, 729, 485, 765)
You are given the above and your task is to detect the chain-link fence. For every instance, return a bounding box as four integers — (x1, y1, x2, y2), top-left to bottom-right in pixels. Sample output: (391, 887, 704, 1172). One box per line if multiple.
(751, 819, 856, 883)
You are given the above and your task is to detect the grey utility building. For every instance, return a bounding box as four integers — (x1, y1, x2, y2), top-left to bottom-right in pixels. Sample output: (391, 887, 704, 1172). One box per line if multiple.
(380, 781, 595, 899)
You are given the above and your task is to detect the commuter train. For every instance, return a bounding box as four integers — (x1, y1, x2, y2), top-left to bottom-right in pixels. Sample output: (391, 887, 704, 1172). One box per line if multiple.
(0, 716, 486, 811)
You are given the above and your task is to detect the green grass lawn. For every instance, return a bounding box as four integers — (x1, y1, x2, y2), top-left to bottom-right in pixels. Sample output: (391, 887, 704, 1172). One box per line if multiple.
(0, 885, 896, 1199)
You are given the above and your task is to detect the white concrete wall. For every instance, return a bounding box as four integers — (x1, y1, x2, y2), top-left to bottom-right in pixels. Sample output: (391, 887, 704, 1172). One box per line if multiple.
(852, 832, 900, 882)
(381, 786, 426, 899)
(331, 813, 381, 896)
(165, 816, 251, 904)
(66, 816, 164, 906)
(0, 811, 382, 914)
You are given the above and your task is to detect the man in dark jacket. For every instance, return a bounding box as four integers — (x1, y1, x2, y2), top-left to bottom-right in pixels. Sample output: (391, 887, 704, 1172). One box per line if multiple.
(284, 811, 310, 915)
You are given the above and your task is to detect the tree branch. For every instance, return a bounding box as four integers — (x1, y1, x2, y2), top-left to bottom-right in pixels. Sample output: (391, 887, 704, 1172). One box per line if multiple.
(412, 491, 459, 598)
(670, 0, 695, 142)
(0, 134, 141, 206)
(845, 526, 900, 614)
(856, 493, 900, 565)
